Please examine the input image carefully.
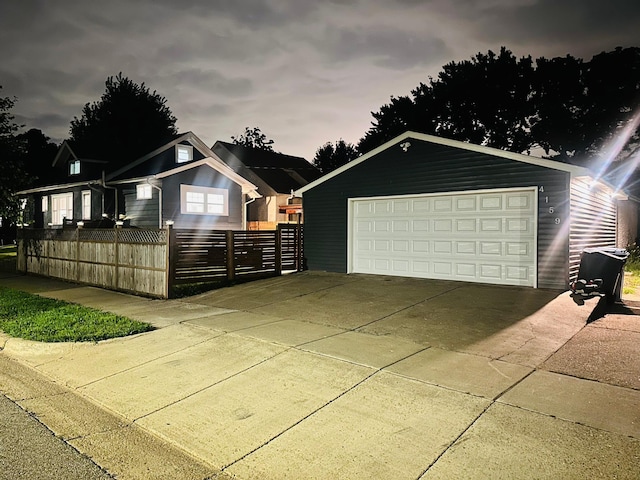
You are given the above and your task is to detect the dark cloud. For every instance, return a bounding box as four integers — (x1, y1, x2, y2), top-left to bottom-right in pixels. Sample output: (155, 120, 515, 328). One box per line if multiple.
(324, 26, 450, 70)
(161, 69, 253, 97)
(470, 0, 640, 56)
(1, 0, 639, 158)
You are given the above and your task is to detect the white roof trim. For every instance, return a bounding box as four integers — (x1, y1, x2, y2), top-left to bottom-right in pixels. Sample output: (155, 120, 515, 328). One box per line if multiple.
(106, 131, 196, 180)
(17, 179, 101, 195)
(108, 158, 261, 197)
(296, 131, 593, 195)
(51, 140, 79, 167)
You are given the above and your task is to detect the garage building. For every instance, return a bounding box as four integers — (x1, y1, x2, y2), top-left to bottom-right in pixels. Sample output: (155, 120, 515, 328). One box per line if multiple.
(296, 132, 637, 290)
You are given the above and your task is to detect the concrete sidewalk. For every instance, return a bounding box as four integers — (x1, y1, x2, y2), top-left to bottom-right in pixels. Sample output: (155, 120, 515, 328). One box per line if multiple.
(1, 271, 639, 479)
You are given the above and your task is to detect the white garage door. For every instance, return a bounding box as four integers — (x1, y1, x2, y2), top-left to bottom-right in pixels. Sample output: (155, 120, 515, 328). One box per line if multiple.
(350, 188, 537, 287)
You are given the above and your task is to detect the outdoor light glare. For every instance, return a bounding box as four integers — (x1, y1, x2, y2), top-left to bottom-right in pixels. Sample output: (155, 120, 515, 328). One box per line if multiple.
(165, 220, 174, 226)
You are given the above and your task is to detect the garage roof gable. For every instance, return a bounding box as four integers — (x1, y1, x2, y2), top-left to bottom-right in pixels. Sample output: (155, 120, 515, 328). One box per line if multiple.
(296, 131, 593, 195)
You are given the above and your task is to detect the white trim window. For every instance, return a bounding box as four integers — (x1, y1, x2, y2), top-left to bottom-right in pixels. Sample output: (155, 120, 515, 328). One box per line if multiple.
(51, 193, 73, 225)
(81, 190, 91, 219)
(41, 196, 48, 212)
(180, 185, 228, 216)
(176, 144, 193, 163)
(69, 160, 80, 175)
(136, 184, 153, 200)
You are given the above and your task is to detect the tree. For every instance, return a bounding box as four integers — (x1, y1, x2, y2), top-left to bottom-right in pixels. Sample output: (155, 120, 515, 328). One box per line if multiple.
(357, 47, 640, 169)
(231, 126, 275, 151)
(70, 73, 177, 169)
(16, 129, 59, 184)
(0, 88, 30, 224)
(313, 139, 359, 174)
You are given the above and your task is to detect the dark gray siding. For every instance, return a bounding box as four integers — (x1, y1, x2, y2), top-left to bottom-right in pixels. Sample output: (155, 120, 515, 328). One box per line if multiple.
(124, 187, 160, 228)
(162, 166, 244, 230)
(303, 140, 571, 289)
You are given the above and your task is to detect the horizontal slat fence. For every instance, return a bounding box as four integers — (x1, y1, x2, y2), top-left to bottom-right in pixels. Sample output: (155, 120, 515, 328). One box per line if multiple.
(18, 225, 303, 298)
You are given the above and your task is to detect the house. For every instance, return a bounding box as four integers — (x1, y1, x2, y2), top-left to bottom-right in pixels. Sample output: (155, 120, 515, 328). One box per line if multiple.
(18, 140, 110, 228)
(18, 132, 261, 231)
(296, 131, 639, 290)
(212, 141, 322, 230)
(106, 133, 260, 229)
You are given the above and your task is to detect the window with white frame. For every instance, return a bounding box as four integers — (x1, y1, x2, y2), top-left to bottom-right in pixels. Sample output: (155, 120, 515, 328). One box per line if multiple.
(41, 196, 48, 212)
(81, 191, 91, 219)
(176, 144, 193, 163)
(136, 184, 153, 199)
(180, 185, 228, 216)
(51, 193, 73, 225)
(69, 160, 80, 175)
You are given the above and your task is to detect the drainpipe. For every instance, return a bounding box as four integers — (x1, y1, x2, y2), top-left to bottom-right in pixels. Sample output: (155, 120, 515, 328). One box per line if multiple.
(101, 171, 119, 220)
(243, 193, 257, 230)
(148, 179, 163, 229)
(86, 182, 104, 218)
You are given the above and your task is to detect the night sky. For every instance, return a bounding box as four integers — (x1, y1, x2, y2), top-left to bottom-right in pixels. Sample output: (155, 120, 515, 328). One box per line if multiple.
(2, 0, 640, 160)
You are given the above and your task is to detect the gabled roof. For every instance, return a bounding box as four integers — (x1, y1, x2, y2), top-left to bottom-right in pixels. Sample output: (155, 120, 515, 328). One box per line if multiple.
(108, 158, 261, 197)
(106, 132, 259, 194)
(296, 131, 595, 195)
(51, 140, 108, 168)
(212, 141, 321, 196)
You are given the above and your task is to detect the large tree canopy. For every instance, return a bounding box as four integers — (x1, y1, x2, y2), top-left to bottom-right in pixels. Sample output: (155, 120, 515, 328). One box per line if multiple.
(358, 47, 640, 170)
(313, 139, 359, 174)
(70, 73, 178, 169)
(0, 89, 30, 223)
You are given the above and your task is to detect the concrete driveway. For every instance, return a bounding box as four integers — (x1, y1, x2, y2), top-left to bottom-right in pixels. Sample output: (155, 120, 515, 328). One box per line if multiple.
(1, 271, 639, 479)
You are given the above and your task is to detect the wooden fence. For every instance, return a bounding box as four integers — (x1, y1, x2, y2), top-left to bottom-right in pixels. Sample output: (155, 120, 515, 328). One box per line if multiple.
(17, 225, 303, 298)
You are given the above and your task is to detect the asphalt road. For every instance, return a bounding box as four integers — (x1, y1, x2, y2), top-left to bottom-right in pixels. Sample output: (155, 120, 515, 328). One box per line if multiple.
(0, 394, 113, 480)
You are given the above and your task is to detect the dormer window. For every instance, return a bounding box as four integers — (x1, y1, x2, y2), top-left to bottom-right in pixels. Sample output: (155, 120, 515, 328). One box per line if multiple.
(176, 144, 193, 163)
(69, 160, 80, 175)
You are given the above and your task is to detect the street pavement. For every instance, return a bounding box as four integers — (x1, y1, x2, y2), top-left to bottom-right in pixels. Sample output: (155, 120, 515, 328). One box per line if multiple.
(0, 392, 113, 480)
(0, 270, 639, 479)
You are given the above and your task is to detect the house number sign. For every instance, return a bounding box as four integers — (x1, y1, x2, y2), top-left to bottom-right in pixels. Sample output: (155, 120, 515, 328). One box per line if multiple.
(539, 186, 561, 224)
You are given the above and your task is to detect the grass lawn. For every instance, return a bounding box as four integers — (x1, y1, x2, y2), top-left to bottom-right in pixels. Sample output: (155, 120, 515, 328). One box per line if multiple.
(0, 244, 16, 260)
(0, 286, 153, 342)
(624, 258, 640, 295)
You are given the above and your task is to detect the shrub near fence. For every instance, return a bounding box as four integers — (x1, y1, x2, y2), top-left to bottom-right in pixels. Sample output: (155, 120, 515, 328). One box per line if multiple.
(17, 225, 303, 299)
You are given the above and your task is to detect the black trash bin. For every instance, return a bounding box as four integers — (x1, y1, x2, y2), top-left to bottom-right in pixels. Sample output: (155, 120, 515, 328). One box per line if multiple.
(570, 247, 629, 305)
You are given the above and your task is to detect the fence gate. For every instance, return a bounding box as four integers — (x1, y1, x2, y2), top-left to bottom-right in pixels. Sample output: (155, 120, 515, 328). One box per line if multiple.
(279, 224, 303, 272)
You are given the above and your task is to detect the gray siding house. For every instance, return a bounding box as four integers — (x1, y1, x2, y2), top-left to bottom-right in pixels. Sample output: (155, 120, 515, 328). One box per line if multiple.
(296, 131, 637, 290)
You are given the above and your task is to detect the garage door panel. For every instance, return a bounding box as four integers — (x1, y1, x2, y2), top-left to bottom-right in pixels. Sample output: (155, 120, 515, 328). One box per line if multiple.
(480, 218, 502, 232)
(456, 242, 476, 254)
(351, 189, 536, 287)
(506, 192, 532, 210)
(456, 197, 476, 211)
(480, 242, 502, 255)
(434, 198, 453, 212)
(480, 196, 502, 210)
(456, 219, 477, 232)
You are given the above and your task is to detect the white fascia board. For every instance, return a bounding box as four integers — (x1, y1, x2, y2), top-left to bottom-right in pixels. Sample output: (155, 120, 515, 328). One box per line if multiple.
(109, 158, 261, 197)
(296, 131, 593, 195)
(17, 179, 101, 195)
(105, 131, 196, 180)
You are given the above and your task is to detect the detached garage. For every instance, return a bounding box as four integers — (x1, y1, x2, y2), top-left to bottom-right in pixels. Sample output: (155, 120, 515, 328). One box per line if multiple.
(297, 131, 636, 290)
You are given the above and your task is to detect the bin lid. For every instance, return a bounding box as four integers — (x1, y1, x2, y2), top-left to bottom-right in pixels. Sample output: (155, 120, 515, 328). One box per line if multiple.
(582, 247, 629, 259)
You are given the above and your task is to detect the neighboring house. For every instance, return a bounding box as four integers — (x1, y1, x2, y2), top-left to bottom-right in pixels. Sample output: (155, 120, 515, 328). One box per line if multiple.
(296, 131, 639, 290)
(18, 140, 110, 228)
(212, 141, 322, 230)
(18, 132, 260, 230)
(106, 133, 259, 229)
